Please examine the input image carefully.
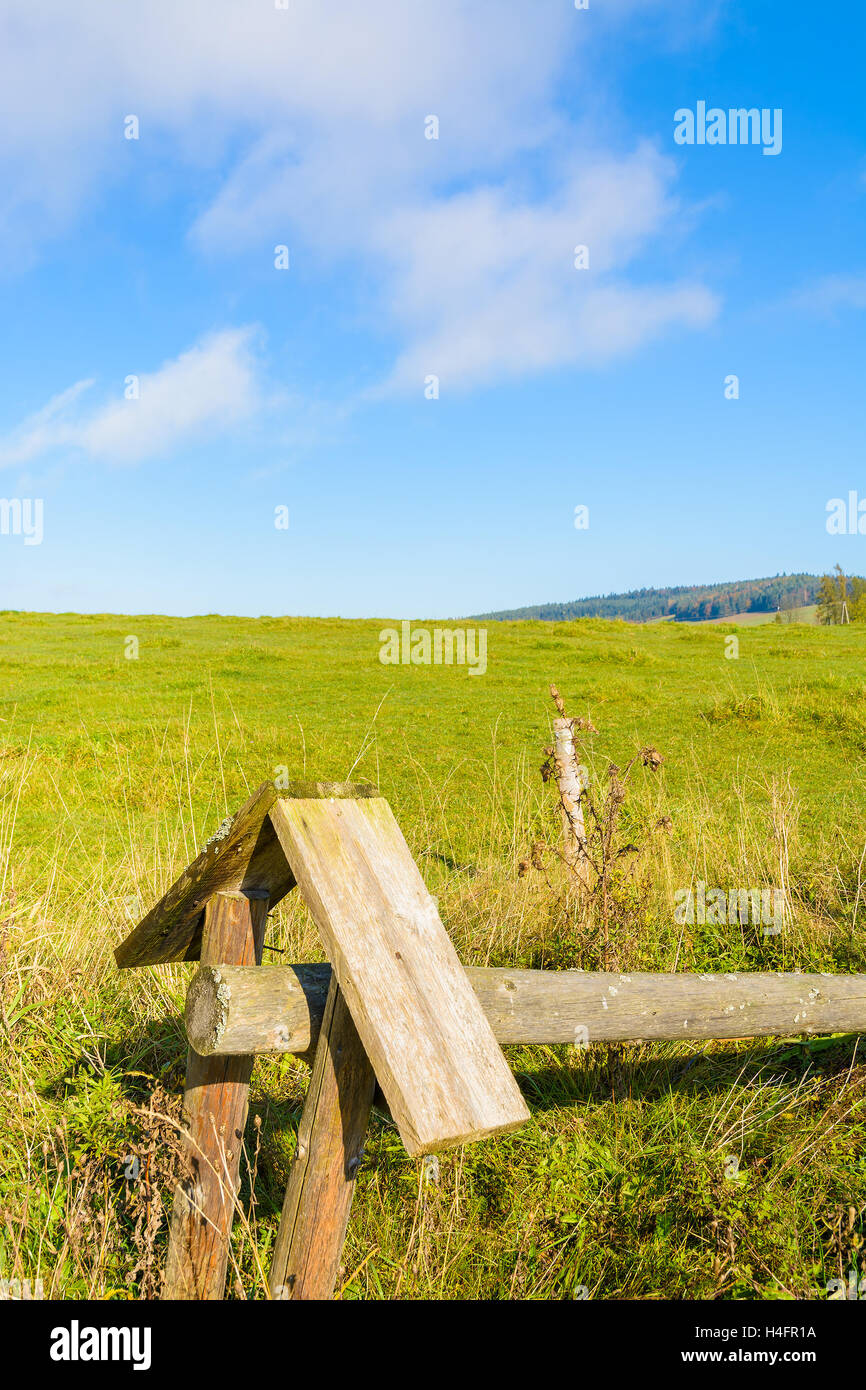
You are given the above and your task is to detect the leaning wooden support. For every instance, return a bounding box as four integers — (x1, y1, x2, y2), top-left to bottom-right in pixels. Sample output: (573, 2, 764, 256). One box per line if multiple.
(269, 975, 376, 1300)
(163, 890, 269, 1300)
(186, 964, 866, 1056)
(114, 779, 377, 968)
(269, 795, 529, 1155)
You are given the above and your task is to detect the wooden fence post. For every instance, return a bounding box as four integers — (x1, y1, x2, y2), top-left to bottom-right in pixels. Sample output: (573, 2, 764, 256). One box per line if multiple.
(163, 888, 269, 1300)
(269, 973, 377, 1300)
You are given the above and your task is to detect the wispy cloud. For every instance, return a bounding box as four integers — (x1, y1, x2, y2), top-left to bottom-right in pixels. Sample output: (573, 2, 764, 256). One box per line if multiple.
(370, 147, 718, 390)
(0, 0, 720, 388)
(0, 328, 261, 467)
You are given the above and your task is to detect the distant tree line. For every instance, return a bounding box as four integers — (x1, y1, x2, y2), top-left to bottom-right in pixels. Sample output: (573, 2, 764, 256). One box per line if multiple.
(817, 566, 866, 624)
(478, 574, 829, 624)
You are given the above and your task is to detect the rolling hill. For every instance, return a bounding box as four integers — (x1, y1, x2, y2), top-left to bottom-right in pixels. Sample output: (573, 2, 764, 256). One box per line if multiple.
(474, 574, 830, 624)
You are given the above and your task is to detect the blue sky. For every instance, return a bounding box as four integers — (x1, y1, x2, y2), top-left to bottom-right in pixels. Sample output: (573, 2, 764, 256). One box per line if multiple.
(0, 0, 863, 618)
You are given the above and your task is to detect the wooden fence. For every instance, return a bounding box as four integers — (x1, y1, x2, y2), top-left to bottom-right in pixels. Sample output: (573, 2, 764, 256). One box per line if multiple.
(115, 778, 866, 1301)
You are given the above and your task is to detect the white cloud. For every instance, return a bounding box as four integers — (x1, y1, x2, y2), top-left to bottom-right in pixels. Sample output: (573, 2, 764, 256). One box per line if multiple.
(0, 379, 96, 465)
(0, 0, 720, 387)
(0, 0, 570, 249)
(369, 145, 719, 389)
(0, 328, 261, 467)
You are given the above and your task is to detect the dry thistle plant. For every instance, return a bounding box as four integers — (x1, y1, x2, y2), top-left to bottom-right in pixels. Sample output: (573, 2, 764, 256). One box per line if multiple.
(520, 683, 669, 970)
(125, 1086, 186, 1299)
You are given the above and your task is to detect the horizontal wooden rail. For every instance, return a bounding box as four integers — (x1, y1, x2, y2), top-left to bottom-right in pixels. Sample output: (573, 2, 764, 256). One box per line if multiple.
(185, 964, 866, 1056)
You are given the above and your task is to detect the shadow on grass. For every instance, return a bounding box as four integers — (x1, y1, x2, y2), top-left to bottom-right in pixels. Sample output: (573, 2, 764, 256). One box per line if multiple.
(509, 1034, 864, 1115)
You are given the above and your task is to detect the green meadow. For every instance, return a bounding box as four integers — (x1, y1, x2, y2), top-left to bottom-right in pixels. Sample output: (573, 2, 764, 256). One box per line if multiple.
(2, 610, 865, 1300)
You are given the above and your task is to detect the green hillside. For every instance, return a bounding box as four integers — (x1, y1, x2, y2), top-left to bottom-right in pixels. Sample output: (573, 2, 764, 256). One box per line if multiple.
(477, 573, 829, 624)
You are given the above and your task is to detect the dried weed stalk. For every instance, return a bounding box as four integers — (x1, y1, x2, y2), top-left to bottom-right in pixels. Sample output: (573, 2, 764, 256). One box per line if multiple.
(521, 683, 669, 969)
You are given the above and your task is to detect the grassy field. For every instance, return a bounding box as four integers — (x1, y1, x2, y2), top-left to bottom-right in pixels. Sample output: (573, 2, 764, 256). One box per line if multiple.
(2, 610, 866, 1301)
(700, 605, 820, 627)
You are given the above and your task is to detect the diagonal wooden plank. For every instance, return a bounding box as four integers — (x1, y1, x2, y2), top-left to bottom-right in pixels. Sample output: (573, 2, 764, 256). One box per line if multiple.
(115, 782, 285, 968)
(114, 779, 377, 969)
(269, 796, 530, 1156)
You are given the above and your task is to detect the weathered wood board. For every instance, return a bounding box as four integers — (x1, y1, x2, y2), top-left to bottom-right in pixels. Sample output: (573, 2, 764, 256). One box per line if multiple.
(114, 779, 376, 968)
(186, 964, 866, 1057)
(269, 796, 530, 1155)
